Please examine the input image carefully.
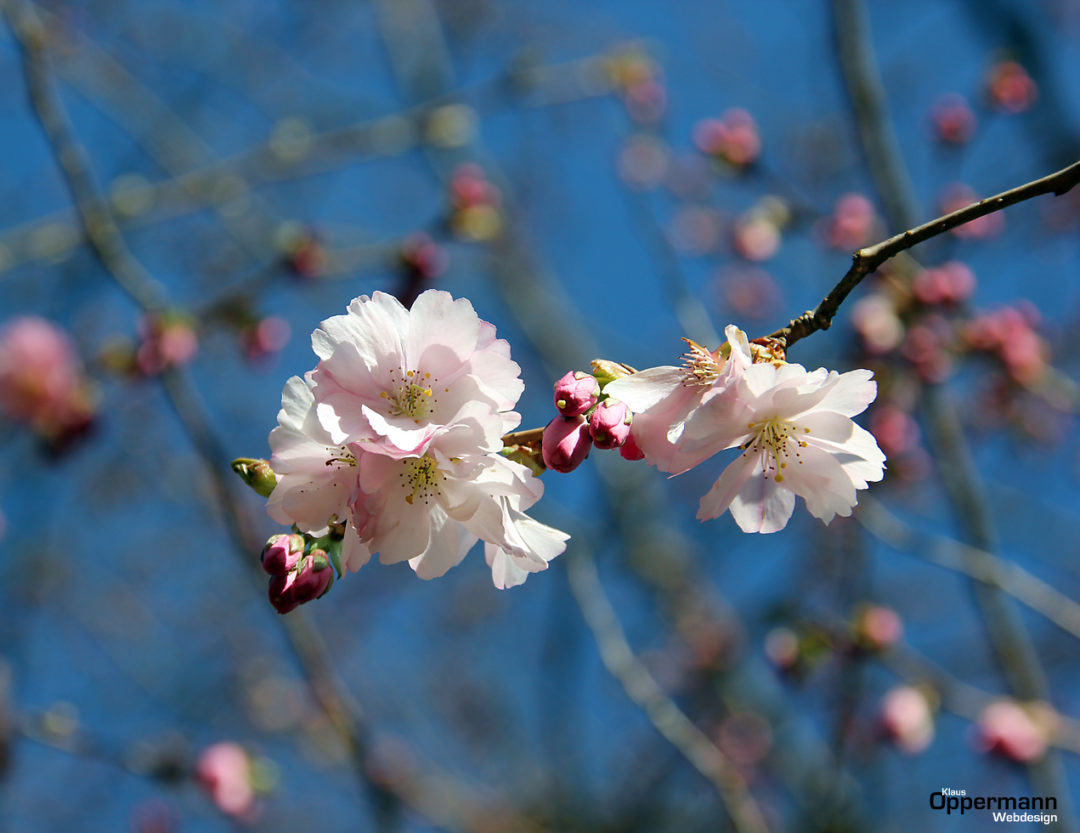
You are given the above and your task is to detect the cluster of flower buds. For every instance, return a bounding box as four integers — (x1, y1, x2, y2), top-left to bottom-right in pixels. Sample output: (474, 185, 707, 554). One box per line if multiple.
(132, 312, 199, 376)
(449, 164, 502, 241)
(963, 304, 1048, 385)
(605, 48, 666, 124)
(261, 532, 335, 614)
(692, 108, 761, 169)
(911, 261, 976, 307)
(0, 316, 96, 450)
(542, 364, 641, 473)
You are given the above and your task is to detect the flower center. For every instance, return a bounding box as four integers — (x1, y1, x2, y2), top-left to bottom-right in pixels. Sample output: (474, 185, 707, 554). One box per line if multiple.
(744, 417, 810, 482)
(680, 338, 726, 386)
(324, 446, 357, 467)
(399, 454, 444, 505)
(380, 368, 444, 423)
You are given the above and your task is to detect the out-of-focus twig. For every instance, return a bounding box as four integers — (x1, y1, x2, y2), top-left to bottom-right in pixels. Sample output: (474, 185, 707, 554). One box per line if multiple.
(566, 546, 771, 833)
(857, 496, 1080, 641)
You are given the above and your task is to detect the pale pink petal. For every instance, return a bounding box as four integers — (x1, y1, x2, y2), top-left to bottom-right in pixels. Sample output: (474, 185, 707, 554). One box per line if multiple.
(729, 472, 796, 533)
(698, 450, 760, 521)
(311, 292, 408, 364)
(775, 442, 858, 524)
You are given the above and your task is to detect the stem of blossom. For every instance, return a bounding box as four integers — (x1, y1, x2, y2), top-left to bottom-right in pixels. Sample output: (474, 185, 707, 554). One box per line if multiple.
(768, 157, 1080, 350)
(500, 427, 545, 447)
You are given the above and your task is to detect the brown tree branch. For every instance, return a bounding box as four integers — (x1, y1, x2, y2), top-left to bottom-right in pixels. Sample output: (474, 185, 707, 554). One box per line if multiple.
(768, 157, 1080, 349)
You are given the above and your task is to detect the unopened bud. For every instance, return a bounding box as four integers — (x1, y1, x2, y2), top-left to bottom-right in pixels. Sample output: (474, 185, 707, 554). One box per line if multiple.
(553, 371, 599, 417)
(260, 533, 304, 575)
(590, 359, 635, 389)
(588, 398, 632, 450)
(231, 458, 277, 497)
(619, 432, 645, 461)
(542, 416, 592, 473)
(268, 551, 334, 614)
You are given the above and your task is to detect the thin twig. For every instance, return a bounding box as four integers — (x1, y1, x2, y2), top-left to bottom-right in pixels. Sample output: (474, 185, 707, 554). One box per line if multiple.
(566, 546, 771, 833)
(857, 496, 1080, 641)
(768, 157, 1080, 349)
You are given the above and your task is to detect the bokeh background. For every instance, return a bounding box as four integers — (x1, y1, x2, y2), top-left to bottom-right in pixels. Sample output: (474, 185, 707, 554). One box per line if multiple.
(2, 0, 1080, 830)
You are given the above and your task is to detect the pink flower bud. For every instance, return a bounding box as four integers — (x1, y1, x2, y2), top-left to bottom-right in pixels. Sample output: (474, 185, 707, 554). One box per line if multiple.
(268, 551, 334, 614)
(195, 742, 255, 819)
(880, 686, 934, 754)
(553, 370, 600, 417)
(542, 416, 592, 473)
(260, 533, 304, 575)
(930, 93, 976, 144)
(987, 61, 1037, 114)
(853, 604, 903, 651)
(975, 701, 1049, 762)
(619, 431, 645, 461)
(588, 398, 632, 450)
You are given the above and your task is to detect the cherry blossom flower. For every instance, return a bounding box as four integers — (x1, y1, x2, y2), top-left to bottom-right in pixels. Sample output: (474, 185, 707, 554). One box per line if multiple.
(309, 290, 522, 459)
(604, 325, 754, 475)
(348, 424, 568, 588)
(610, 333, 884, 533)
(265, 291, 568, 589)
(695, 362, 885, 532)
(0, 315, 94, 445)
(195, 742, 256, 819)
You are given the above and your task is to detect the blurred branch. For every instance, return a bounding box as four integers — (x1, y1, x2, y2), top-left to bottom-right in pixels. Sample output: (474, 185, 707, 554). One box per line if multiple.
(827, 0, 1075, 822)
(0, 1, 168, 312)
(566, 546, 771, 833)
(857, 496, 1080, 641)
(2, 5, 546, 831)
(768, 157, 1080, 350)
(0, 35, 622, 277)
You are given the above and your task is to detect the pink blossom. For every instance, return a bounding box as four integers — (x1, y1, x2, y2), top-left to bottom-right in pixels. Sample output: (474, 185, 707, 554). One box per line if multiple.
(930, 93, 976, 144)
(824, 193, 877, 250)
(854, 605, 903, 651)
(732, 215, 780, 262)
(347, 427, 568, 588)
(0, 316, 94, 443)
(693, 108, 761, 167)
(267, 291, 568, 589)
(604, 325, 754, 475)
(694, 363, 885, 532)
(851, 294, 904, 354)
(974, 701, 1050, 762)
(987, 61, 1037, 114)
(195, 742, 255, 819)
(880, 686, 934, 754)
(309, 291, 523, 460)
